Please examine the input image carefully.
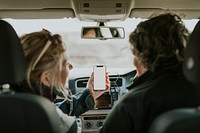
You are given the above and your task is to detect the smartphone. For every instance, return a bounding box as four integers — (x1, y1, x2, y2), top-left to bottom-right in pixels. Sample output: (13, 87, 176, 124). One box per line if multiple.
(93, 65, 106, 91)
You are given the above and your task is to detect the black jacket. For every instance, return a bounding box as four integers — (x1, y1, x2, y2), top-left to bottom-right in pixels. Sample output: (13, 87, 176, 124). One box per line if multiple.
(100, 67, 200, 133)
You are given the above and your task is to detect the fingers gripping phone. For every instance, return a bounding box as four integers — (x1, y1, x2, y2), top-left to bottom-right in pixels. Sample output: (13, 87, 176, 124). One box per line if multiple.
(93, 65, 106, 91)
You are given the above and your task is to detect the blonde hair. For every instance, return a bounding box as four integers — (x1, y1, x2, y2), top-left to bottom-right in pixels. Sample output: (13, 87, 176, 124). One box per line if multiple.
(20, 29, 72, 100)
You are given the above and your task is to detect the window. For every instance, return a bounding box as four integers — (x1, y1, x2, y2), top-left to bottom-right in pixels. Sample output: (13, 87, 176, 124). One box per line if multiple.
(5, 18, 199, 69)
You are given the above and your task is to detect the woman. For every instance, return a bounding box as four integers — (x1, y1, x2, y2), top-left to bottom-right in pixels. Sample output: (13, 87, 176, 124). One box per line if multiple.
(13, 29, 110, 132)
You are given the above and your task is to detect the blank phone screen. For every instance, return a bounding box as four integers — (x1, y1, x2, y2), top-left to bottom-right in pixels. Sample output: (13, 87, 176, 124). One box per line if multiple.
(94, 65, 106, 91)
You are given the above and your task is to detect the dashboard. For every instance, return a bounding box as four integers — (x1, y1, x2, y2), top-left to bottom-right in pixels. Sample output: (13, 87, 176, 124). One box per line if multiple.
(68, 68, 136, 132)
(68, 68, 136, 99)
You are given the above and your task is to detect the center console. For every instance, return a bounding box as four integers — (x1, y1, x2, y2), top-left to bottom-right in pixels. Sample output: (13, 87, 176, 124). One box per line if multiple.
(80, 109, 110, 133)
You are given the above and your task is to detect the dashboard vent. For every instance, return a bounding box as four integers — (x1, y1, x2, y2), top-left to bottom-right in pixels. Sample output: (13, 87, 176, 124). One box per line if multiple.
(110, 77, 123, 87)
(76, 79, 88, 88)
(76, 77, 123, 88)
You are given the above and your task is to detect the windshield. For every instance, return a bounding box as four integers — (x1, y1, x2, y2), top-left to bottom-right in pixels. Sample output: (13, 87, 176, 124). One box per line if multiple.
(5, 18, 199, 69)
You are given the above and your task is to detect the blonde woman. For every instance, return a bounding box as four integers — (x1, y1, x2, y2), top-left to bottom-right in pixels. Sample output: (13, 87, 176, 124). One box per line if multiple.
(13, 29, 110, 132)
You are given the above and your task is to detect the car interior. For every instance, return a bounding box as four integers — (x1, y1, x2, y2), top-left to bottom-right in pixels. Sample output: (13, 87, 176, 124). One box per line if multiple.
(0, 0, 200, 132)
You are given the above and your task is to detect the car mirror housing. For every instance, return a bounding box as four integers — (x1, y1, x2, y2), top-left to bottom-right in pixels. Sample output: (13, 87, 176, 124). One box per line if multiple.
(81, 26, 125, 40)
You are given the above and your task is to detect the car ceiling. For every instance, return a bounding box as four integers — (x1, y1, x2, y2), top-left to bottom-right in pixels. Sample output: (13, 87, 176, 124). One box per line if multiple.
(0, 0, 200, 21)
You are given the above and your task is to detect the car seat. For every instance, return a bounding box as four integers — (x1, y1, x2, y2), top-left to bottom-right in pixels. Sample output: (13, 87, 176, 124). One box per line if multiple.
(148, 20, 200, 133)
(0, 20, 65, 133)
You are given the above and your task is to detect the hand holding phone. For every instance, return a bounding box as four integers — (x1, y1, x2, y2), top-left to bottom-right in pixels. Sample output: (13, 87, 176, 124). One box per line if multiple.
(93, 65, 106, 91)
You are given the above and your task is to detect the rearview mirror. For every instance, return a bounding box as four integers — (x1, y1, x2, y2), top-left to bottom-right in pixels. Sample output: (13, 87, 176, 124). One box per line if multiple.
(81, 26, 125, 40)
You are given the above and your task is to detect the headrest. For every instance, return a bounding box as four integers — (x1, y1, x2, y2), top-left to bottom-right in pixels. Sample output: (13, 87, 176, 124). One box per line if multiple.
(183, 20, 200, 88)
(0, 20, 26, 85)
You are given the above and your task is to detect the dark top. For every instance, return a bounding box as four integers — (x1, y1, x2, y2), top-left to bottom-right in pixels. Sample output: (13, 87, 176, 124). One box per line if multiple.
(100, 67, 200, 133)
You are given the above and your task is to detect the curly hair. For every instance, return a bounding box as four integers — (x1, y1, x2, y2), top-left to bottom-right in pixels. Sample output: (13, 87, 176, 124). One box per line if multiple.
(129, 13, 190, 72)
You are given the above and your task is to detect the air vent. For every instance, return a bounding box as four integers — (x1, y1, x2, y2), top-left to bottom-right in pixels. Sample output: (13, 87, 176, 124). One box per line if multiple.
(76, 79, 88, 88)
(83, 3, 90, 7)
(110, 77, 123, 87)
(116, 3, 122, 8)
(76, 78, 123, 88)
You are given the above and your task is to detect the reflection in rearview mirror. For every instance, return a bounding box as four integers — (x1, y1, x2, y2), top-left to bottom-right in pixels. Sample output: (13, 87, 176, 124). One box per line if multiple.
(81, 26, 125, 40)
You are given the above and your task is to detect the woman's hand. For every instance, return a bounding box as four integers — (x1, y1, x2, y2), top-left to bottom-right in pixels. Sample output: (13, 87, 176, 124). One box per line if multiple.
(86, 72, 110, 102)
